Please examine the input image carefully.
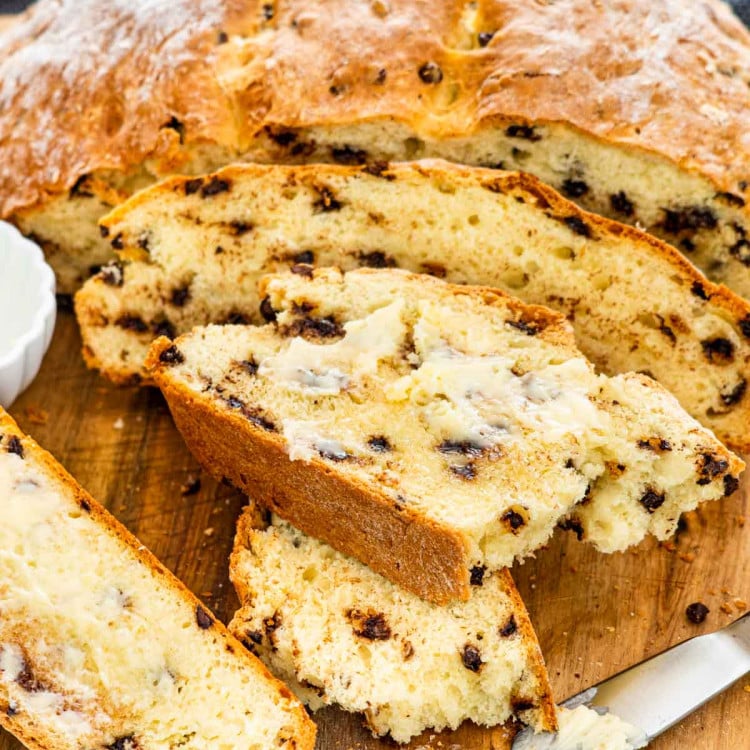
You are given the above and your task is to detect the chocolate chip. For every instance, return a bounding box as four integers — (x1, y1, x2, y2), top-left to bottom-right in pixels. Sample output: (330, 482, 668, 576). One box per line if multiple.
(685, 602, 709, 624)
(561, 178, 589, 198)
(293, 250, 314, 264)
(217, 30, 229, 44)
(331, 146, 368, 165)
(115, 314, 148, 333)
(477, 31, 495, 46)
(201, 177, 231, 197)
(347, 610, 392, 640)
(267, 128, 297, 147)
(313, 186, 343, 212)
(161, 116, 185, 144)
(245, 629, 263, 645)
(264, 612, 282, 638)
(418, 61, 443, 84)
(461, 644, 483, 672)
(107, 736, 140, 750)
(180, 476, 201, 496)
(111, 233, 124, 250)
(329, 84, 345, 96)
(259, 297, 277, 323)
(451, 463, 477, 480)
(170, 285, 190, 307)
(6, 704, 17, 717)
(230, 221, 253, 236)
(637, 437, 673, 452)
(290, 263, 314, 278)
(470, 565, 486, 586)
(358, 250, 396, 268)
(69, 174, 93, 198)
(558, 517, 584, 541)
(286, 316, 345, 339)
(501, 508, 526, 532)
(701, 337, 734, 363)
(262, 3, 274, 20)
(239, 358, 259, 375)
(158, 345, 184, 365)
(723, 474, 740, 497)
(196, 606, 213, 629)
(662, 206, 717, 233)
(505, 124, 541, 141)
(184, 178, 203, 195)
(438, 440, 484, 457)
(152, 319, 176, 340)
(80, 499, 91, 513)
(681, 238, 696, 252)
(639, 488, 665, 513)
(697, 453, 729, 483)
(499, 615, 518, 637)
(6, 436, 24, 458)
(513, 699, 536, 712)
(739, 315, 750, 339)
(507, 318, 540, 335)
(100, 262, 124, 287)
(367, 435, 392, 452)
(720, 378, 746, 406)
(610, 190, 634, 217)
(563, 215, 591, 237)
(691, 280, 709, 300)
(374, 68, 387, 84)
(99, 225, 110, 238)
(716, 191, 746, 208)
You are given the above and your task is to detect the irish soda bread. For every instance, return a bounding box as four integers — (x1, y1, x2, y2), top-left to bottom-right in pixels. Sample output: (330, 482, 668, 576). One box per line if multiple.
(229, 507, 557, 743)
(5, 1, 750, 294)
(148, 268, 743, 604)
(0, 409, 315, 750)
(76, 161, 750, 451)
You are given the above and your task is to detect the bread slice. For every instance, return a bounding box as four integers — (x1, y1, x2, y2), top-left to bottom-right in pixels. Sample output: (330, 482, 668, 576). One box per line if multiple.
(148, 268, 743, 605)
(7, 1, 750, 297)
(0, 409, 316, 750)
(229, 506, 557, 743)
(75, 161, 750, 452)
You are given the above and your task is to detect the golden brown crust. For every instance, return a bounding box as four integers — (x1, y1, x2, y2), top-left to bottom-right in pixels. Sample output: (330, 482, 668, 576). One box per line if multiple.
(149, 335, 472, 605)
(4, 1, 750, 218)
(498, 568, 558, 733)
(0, 408, 317, 750)
(91, 160, 750, 451)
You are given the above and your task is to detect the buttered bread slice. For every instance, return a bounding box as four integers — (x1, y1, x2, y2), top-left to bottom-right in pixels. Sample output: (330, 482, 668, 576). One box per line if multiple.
(148, 268, 743, 605)
(76, 162, 750, 452)
(229, 507, 557, 743)
(0, 410, 315, 750)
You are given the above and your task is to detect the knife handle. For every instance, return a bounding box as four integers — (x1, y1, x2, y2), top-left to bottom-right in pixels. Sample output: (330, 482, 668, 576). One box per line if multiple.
(579, 612, 750, 741)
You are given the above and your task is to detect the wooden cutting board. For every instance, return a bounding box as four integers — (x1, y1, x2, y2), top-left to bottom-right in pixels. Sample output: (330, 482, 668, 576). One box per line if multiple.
(0, 311, 748, 750)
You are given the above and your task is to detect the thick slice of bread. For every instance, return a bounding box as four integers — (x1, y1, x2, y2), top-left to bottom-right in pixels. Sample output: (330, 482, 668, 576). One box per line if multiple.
(75, 162, 750, 451)
(0, 409, 315, 750)
(148, 268, 743, 605)
(7, 2, 750, 297)
(229, 507, 557, 743)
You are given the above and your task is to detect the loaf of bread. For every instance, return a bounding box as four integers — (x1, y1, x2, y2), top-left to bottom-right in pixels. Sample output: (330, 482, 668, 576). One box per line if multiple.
(148, 268, 743, 604)
(75, 161, 750, 451)
(0, 409, 315, 750)
(229, 507, 557, 743)
(4, 1, 750, 296)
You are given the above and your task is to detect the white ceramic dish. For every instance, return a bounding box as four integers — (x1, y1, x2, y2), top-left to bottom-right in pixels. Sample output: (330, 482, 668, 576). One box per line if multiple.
(0, 222, 56, 407)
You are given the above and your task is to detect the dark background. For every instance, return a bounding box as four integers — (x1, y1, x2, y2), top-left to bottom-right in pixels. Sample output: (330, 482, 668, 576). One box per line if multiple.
(0, 0, 750, 25)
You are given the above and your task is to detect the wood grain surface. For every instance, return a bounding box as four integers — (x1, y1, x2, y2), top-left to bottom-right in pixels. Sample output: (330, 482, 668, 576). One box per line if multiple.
(1, 310, 748, 750)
